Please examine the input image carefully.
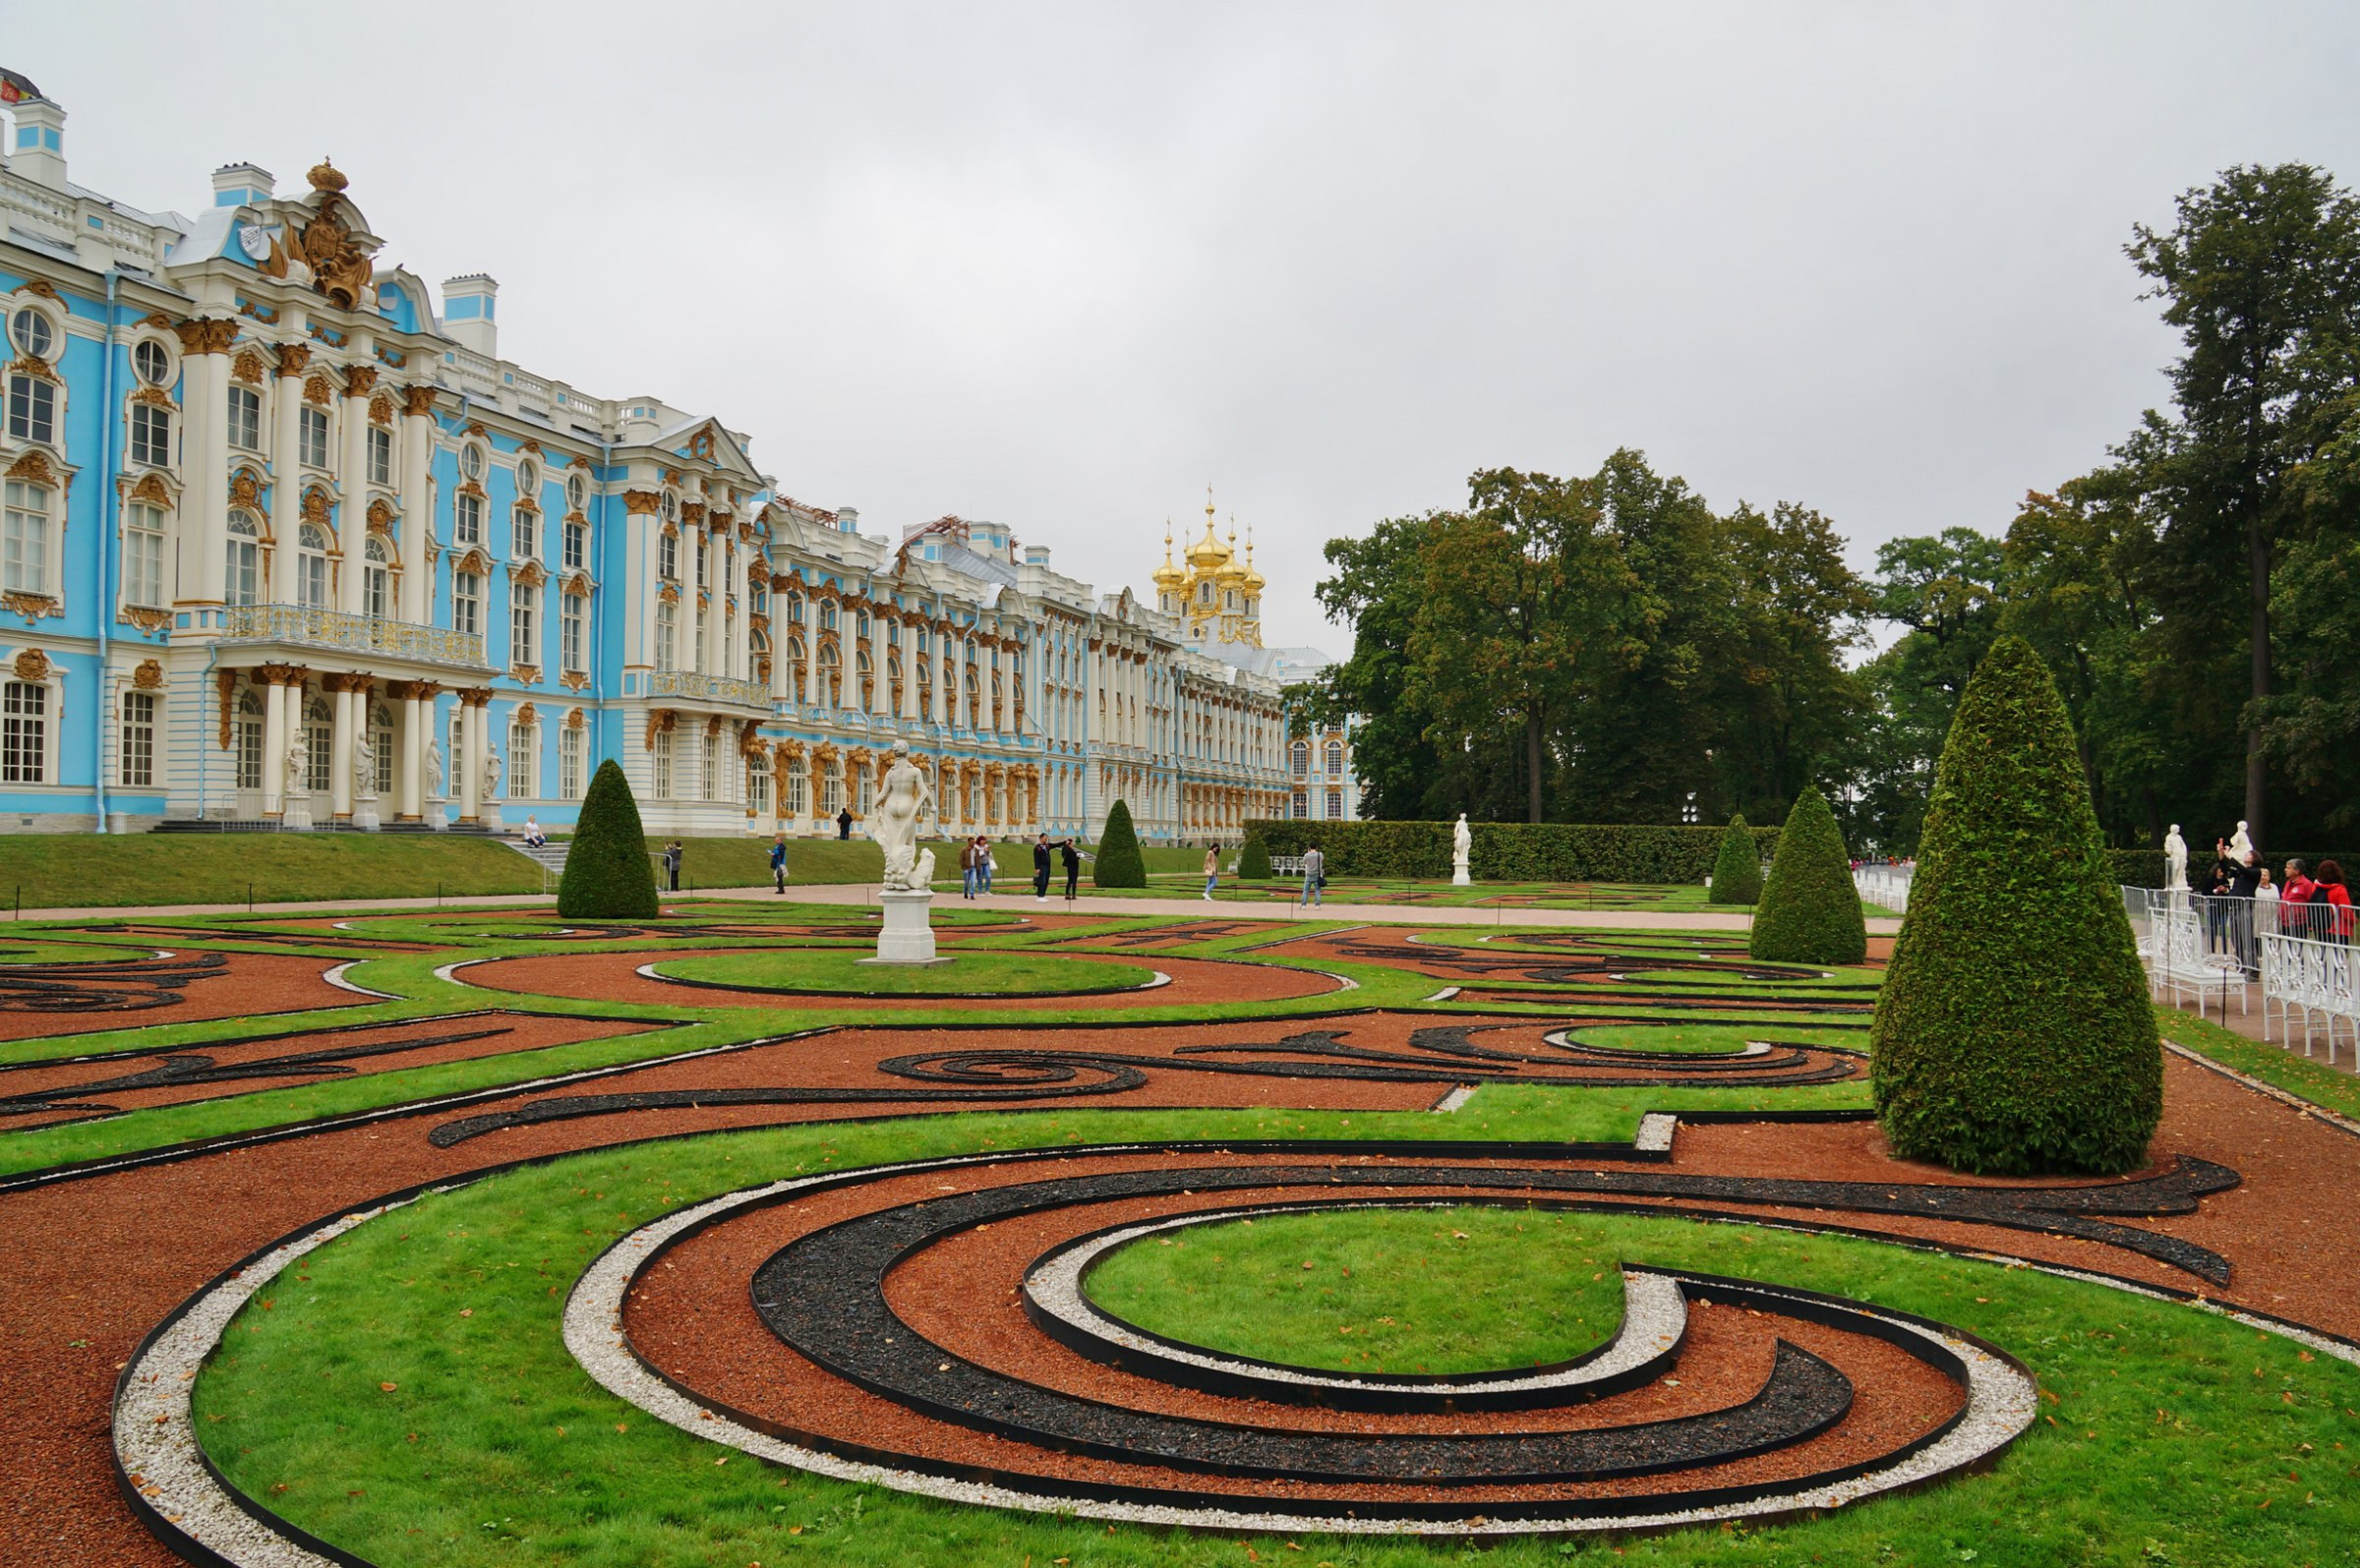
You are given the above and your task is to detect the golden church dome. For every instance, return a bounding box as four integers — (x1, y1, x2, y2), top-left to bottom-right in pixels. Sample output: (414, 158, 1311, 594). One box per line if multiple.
(1184, 518, 1231, 571)
(1151, 522, 1185, 591)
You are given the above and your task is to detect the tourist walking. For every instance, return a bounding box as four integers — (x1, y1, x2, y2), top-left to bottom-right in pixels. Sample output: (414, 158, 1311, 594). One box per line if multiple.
(976, 837, 995, 895)
(2317, 860, 2353, 945)
(769, 835, 789, 895)
(2283, 858, 2319, 938)
(663, 841, 682, 893)
(1032, 834, 1052, 902)
(1203, 845, 1220, 901)
(960, 839, 980, 900)
(1060, 838, 1081, 901)
(837, 806, 854, 841)
(1299, 844, 1324, 909)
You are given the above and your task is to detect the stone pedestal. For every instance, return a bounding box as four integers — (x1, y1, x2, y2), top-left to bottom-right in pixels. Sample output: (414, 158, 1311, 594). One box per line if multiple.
(1452, 866, 1470, 886)
(283, 793, 314, 832)
(861, 888, 948, 966)
(352, 801, 382, 832)
(425, 794, 448, 832)
(481, 803, 504, 833)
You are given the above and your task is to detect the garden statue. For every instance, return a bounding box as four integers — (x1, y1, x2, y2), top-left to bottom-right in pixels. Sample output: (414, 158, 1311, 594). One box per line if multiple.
(425, 740, 445, 798)
(283, 740, 309, 796)
(2228, 820, 2253, 863)
(2164, 824, 2187, 891)
(1451, 813, 1472, 886)
(865, 740, 944, 965)
(483, 747, 503, 802)
(352, 732, 379, 800)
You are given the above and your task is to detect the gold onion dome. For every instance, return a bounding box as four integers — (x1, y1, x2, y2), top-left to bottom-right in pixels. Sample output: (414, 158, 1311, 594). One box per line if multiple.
(1214, 519, 1249, 583)
(1150, 523, 1185, 591)
(1240, 533, 1266, 594)
(1184, 517, 1231, 570)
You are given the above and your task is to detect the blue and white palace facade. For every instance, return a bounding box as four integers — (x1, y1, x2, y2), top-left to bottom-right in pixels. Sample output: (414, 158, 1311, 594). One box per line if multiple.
(0, 85, 1299, 842)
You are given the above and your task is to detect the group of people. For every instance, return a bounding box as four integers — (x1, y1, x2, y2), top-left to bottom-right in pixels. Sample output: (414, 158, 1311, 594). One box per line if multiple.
(954, 835, 1084, 902)
(2201, 842, 2353, 943)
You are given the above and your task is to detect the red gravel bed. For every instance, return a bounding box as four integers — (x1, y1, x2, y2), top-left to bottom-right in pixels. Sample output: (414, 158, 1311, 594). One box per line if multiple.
(0, 952, 361, 1044)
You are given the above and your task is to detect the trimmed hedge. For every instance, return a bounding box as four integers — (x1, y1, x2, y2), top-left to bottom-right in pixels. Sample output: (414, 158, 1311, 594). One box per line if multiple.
(1870, 635, 2160, 1176)
(1748, 786, 1865, 964)
(556, 760, 660, 919)
(1707, 815, 1763, 904)
(1236, 833, 1272, 880)
(1092, 799, 1147, 888)
(1247, 820, 1779, 883)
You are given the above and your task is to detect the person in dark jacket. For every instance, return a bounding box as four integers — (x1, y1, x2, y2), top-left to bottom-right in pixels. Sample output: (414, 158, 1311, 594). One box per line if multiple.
(1032, 834, 1052, 902)
(768, 835, 789, 895)
(836, 807, 854, 841)
(1060, 838, 1081, 900)
(663, 841, 682, 893)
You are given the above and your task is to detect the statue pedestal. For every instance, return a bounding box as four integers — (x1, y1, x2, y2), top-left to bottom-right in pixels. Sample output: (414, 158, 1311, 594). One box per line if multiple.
(425, 794, 448, 832)
(482, 803, 504, 833)
(1451, 863, 1471, 887)
(861, 889, 947, 966)
(282, 794, 314, 832)
(352, 798, 381, 833)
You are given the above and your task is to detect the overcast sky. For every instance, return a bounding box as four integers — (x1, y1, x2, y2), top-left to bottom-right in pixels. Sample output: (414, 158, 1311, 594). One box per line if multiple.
(14, 3, 2360, 652)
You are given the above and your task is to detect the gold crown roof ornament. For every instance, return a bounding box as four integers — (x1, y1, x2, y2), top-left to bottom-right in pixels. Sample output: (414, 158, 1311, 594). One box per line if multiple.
(307, 158, 349, 195)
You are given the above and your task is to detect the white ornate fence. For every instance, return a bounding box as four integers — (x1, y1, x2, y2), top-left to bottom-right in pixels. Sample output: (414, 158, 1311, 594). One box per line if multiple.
(2258, 926, 2359, 1063)
(1854, 866, 1912, 913)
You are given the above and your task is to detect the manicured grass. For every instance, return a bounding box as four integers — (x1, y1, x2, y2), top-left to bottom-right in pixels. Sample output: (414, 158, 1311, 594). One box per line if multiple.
(2158, 1008, 2360, 1123)
(1084, 1205, 1628, 1374)
(646, 836, 1207, 892)
(193, 1111, 2360, 1567)
(1569, 1021, 1862, 1055)
(0, 833, 542, 909)
(652, 947, 1159, 996)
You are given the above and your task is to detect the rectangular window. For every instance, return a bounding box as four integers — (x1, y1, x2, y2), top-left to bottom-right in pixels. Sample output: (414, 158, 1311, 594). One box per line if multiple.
(654, 600, 677, 672)
(455, 493, 482, 546)
(365, 560, 390, 620)
(512, 506, 537, 560)
(298, 405, 330, 469)
(508, 725, 535, 799)
(298, 549, 327, 609)
(226, 386, 262, 450)
(700, 736, 716, 801)
(510, 599, 536, 668)
(6, 375, 55, 444)
(368, 426, 393, 486)
(1, 680, 44, 784)
(453, 571, 482, 637)
(560, 725, 583, 799)
(129, 402, 173, 466)
(1327, 786, 1343, 820)
(561, 593, 585, 671)
(236, 705, 264, 789)
(563, 520, 586, 571)
(3, 481, 49, 595)
(124, 501, 166, 608)
(651, 728, 674, 799)
(787, 767, 806, 817)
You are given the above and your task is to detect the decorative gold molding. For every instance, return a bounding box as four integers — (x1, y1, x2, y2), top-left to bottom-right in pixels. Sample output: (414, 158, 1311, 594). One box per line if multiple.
(564, 706, 585, 729)
(15, 280, 62, 303)
(12, 648, 51, 679)
(216, 668, 237, 748)
(343, 366, 379, 398)
(303, 373, 332, 406)
(132, 658, 165, 689)
(127, 473, 172, 506)
(366, 497, 396, 533)
(171, 318, 238, 356)
(236, 299, 280, 325)
(622, 490, 662, 515)
(560, 670, 590, 692)
(3, 451, 56, 486)
(369, 391, 394, 427)
(644, 708, 677, 750)
(119, 606, 172, 634)
(301, 487, 331, 528)
(401, 384, 438, 418)
(274, 342, 312, 378)
(231, 348, 267, 384)
(228, 470, 263, 510)
(457, 685, 496, 709)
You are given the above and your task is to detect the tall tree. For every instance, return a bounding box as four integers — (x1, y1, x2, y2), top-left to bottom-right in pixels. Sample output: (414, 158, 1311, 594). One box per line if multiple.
(1310, 514, 1449, 819)
(1720, 501, 1873, 816)
(2124, 163, 2360, 846)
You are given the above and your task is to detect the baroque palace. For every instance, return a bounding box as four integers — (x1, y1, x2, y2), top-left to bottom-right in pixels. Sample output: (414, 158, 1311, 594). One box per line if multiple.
(0, 81, 1354, 842)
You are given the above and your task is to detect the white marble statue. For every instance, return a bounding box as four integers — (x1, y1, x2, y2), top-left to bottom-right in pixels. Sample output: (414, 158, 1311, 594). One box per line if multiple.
(483, 747, 503, 802)
(2228, 819, 2254, 863)
(352, 732, 379, 800)
(425, 739, 445, 798)
(2164, 824, 2188, 891)
(1451, 813, 1472, 886)
(284, 740, 310, 797)
(874, 740, 937, 893)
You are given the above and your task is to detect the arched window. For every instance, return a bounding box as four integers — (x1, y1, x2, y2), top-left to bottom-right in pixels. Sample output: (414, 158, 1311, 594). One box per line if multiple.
(820, 601, 837, 631)
(887, 652, 903, 707)
(786, 635, 806, 694)
(818, 642, 841, 707)
(965, 665, 981, 727)
(1290, 740, 1309, 779)
(363, 535, 392, 619)
(224, 512, 262, 607)
(1326, 739, 1345, 777)
(856, 648, 873, 706)
(914, 656, 932, 714)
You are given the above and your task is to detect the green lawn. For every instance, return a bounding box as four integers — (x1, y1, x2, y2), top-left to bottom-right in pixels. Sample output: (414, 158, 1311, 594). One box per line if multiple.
(0, 833, 543, 909)
(191, 1111, 2360, 1568)
(1085, 1204, 1629, 1374)
(652, 947, 1159, 996)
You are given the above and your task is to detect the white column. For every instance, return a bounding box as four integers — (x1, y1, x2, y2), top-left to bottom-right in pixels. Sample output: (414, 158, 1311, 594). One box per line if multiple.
(182, 331, 229, 605)
(397, 388, 434, 623)
(987, 640, 1007, 736)
(338, 377, 373, 613)
(703, 528, 726, 674)
(459, 696, 485, 822)
(261, 674, 290, 815)
(397, 687, 424, 820)
(931, 634, 949, 726)
(329, 682, 355, 818)
(799, 612, 817, 707)
(899, 619, 918, 721)
(868, 604, 890, 718)
(269, 367, 305, 603)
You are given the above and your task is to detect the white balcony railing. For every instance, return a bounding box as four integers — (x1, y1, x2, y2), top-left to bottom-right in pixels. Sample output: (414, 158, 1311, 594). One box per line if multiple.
(648, 669, 773, 710)
(218, 604, 491, 670)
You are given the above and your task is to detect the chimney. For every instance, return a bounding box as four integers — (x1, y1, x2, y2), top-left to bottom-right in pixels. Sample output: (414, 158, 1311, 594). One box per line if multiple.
(441, 274, 499, 357)
(8, 95, 67, 192)
(211, 162, 274, 206)
(835, 506, 859, 536)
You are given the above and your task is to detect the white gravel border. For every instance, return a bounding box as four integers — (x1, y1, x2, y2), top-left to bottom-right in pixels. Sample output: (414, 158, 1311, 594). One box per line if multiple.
(1542, 1027, 1773, 1059)
(321, 961, 398, 999)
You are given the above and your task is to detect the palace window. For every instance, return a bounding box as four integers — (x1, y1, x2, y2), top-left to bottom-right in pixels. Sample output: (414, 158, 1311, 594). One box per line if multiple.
(5, 373, 55, 444)
(297, 405, 329, 469)
(460, 443, 485, 483)
(1327, 786, 1343, 819)
(4, 480, 52, 595)
(120, 689, 156, 788)
(559, 724, 583, 799)
(748, 754, 771, 817)
(306, 698, 332, 798)
(296, 524, 330, 608)
(651, 727, 674, 798)
(227, 385, 262, 450)
(134, 339, 173, 389)
(821, 761, 842, 815)
(566, 471, 588, 512)
(660, 491, 678, 526)
(654, 599, 677, 671)
(128, 401, 172, 466)
(511, 597, 537, 668)
(512, 504, 537, 560)
(1291, 790, 1307, 820)
(224, 513, 262, 606)
(455, 492, 482, 546)
(364, 536, 391, 619)
(515, 460, 537, 502)
(562, 519, 585, 571)
(235, 690, 264, 789)
(453, 570, 483, 638)
(9, 310, 54, 360)
(561, 593, 585, 671)
(693, 604, 708, 674)
(657, 531, 678, 580)
(700, 733, 716, 800)
(368, 426, 393, 486)
(124, 501, 166, 609)
(372, 702, 394, 796)
(818, 644, 840, 705)
(785, 763, 806, 817)
(508, 718, 536, 799)
(1, 680, 44, 784)
(696, 541, 708, 588)
(1327, 740, 1344, 776)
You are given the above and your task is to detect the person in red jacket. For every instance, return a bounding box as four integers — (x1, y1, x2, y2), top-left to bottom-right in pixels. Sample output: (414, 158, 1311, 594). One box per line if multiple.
(2315, 859, 2353, 944)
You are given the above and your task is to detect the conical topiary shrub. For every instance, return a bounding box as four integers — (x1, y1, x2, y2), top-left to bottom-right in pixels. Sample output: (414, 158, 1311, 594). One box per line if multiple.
(557, 759, 661, 919)
(1707, 814, 1762, 905)
(1092, 799, 1147, 888)
(1869, 636, 2160, 1175)
(1749, 787, 1865, 963)
(1237, 832, 1272, 880)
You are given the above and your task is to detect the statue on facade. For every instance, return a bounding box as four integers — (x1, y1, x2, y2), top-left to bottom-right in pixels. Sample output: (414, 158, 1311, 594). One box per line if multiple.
(483, 747, 503, 802)
(425, 739, 445, 799)
(353, 732, 379, 800)
(873, 740, 937, 893)
(284, 740, 310, 797)
(1451, 813, 1472, 885)
(2228, 820, 2254, 863)
(2164, 824, 2187, 891)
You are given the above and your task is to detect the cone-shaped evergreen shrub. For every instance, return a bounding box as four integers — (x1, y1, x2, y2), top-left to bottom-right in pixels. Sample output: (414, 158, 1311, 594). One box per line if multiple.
(1749, 787, 1864, 963)
(1237, 833, 1272, 880)
(1707, 814, 1762, 904)
(556, 759, 661, 919)
(1870, 636, 2160, 1175)
(1092, 799, 1147, 888)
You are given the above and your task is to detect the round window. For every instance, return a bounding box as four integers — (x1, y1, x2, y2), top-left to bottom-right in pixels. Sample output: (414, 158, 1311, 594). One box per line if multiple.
(515, 461, 537, 496)
(133, 338, 172, 386)
(661, 492, 678, 523)
(9, 310, 55, 361)
(460, 444, 484, 481)
(566, 471, 588, 510)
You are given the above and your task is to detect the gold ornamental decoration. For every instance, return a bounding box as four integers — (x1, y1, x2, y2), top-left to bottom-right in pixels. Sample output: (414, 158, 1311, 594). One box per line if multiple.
(12, 649, 51, 680)
(133, 658, 165, 690)
(294, 166, 377, 311)
(232, 348, 266, 384)
(303, 374, 333, 406)
(228, 470, 263, 509)
(275, 343, 312, 378)
(401, 384, 438, 418)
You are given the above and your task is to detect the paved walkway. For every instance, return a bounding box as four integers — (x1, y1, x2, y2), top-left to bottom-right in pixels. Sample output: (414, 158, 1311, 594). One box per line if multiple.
(3, 880, 1905, 935)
